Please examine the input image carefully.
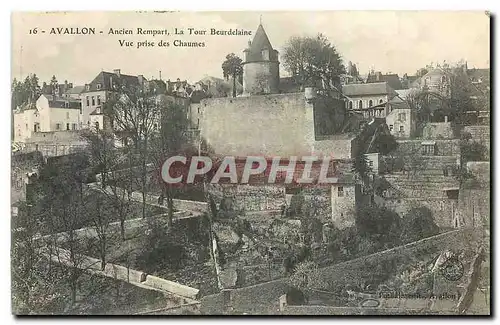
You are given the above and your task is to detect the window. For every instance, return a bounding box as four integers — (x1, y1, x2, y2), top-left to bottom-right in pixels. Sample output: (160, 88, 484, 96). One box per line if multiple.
(97, 83, 102, 90)
(348, 101, 353, 109)
(399, 125, 404, 133)
(441, 76, 446, 83)
(86, 96, 90, 106)
(369, 160, 374, 167)
(422, 142, 436, 155)
(358, 100, 363, 109)
(379, 99, 384, 104)
(389, 124, 394, 131)
(369, 100, 373, 107)
(338, 186, 344, 197)
(66, 112, 70, 119)
(72, 123, 77, 130)
(153, 123, 158, 131)
(97, 95, 101, 105)
(92, 96, 95, 106)
(85, 84, 90, 91)
(56, 123, 61, 130)
(197, 106, 200, 114)
(398, 113, 406, 121)
(66, 123, 70, 130)
(79, 107, 82, 114)
(197, 118, 200, 128)
(25, 123, 28, 130)
(95, 121, 100, 130)
(87, 121, 90, 127)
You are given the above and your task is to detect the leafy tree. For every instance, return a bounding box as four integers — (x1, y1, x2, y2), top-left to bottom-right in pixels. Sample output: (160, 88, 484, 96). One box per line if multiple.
(282, 33, 345, 90)
(460, 140, 488, 164)
(11, 74, 41, 110)
(355, 205, 401, 245)
(221, 53, 243, 98)
(405, 88, 432, 131)
(415, 68, 429, 78)
(400, 207, 439, 243)
(288, 261, 327, 294)
(448, 68, 477, 124)
(50, 75, 58, 95)
(351, 151, 372, 183)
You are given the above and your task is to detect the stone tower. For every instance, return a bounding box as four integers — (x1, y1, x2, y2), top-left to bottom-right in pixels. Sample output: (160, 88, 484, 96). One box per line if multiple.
(242, 24, 280, 96)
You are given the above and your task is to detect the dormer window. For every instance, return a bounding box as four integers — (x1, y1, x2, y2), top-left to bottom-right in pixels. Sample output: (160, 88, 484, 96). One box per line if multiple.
(85, 84, 90, 91)
(97, 83, 102, 90)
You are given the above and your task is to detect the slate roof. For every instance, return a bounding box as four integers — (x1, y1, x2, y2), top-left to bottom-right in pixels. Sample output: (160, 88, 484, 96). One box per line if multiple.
(243, 24, 279, 63)
(342, 82, 397, 97)
(366, 73, 403, 90)
(65, 85, 85, 95)
(83, 71, 143, 93)
(43, 95, 81, 109)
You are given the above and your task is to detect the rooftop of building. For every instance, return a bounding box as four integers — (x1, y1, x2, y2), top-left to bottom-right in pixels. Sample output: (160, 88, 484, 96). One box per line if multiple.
(243, 24, 279, 63)
(42, 94, 82, 109)
(366, 72, 403, 90)
(83, 70, 145, 93)
(65, 85, 85, 95)
(342, 82, 398, 97)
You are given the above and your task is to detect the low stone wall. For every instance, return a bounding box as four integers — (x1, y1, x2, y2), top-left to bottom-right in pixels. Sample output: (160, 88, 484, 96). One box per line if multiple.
(280, 305, 455, 315)
(43, 247, 147, 284)
(143, 275, 200, 300)
(311, 229, 482, 291)
(135, 301, 201, 315)
(200, 279, 287, 315)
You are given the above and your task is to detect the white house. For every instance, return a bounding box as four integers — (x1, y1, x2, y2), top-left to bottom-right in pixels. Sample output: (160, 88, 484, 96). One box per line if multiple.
(13, 94, 82, 143)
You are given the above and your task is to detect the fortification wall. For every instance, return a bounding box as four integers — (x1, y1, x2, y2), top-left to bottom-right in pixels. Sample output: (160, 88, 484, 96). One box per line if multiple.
(199, 93, 315, 157)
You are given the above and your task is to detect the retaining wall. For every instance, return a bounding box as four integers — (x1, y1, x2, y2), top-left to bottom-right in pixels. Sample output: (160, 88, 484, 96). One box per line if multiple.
(143, 275, 200, 300)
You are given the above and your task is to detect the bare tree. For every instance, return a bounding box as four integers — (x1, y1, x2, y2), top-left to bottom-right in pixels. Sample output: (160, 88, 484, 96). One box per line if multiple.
(82, 128, 131, 240)
(108, 82, 162, 219)
(148, 98, 190, 228)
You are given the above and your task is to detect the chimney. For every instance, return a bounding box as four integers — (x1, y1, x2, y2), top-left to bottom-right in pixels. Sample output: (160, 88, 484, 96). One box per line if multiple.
(113, 69, 121, 77)
(376, 72, 382, 81)
(138, 75, 144, 85)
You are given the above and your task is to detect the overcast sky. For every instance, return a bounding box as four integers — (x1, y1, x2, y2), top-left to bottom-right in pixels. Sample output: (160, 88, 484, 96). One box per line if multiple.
(11, 11, 490, 85)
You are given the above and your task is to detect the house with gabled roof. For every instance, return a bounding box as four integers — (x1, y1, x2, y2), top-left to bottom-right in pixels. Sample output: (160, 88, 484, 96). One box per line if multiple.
(81, 69, 146, 130)
(342, 82, 399, 119)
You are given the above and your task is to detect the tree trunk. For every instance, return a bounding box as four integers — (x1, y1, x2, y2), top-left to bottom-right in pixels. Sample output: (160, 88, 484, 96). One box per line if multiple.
(120, 218, 125, 241)
(166, 186, 173, 229)
(232, 74, 237, 98)
(100, 238, 106, 271)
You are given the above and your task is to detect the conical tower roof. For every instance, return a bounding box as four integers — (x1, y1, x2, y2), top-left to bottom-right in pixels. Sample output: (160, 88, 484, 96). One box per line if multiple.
(244, 24, 278, 63)
(249, 24, 274, 52)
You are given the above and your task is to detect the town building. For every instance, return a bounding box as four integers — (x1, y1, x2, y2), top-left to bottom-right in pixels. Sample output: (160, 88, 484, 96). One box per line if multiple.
(342, 82, 398, 117)
(410, 67, 451, 98)
(13, 94, 82, 142)
(385, 96, 416, 138)
(81, 69, 146, 130)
